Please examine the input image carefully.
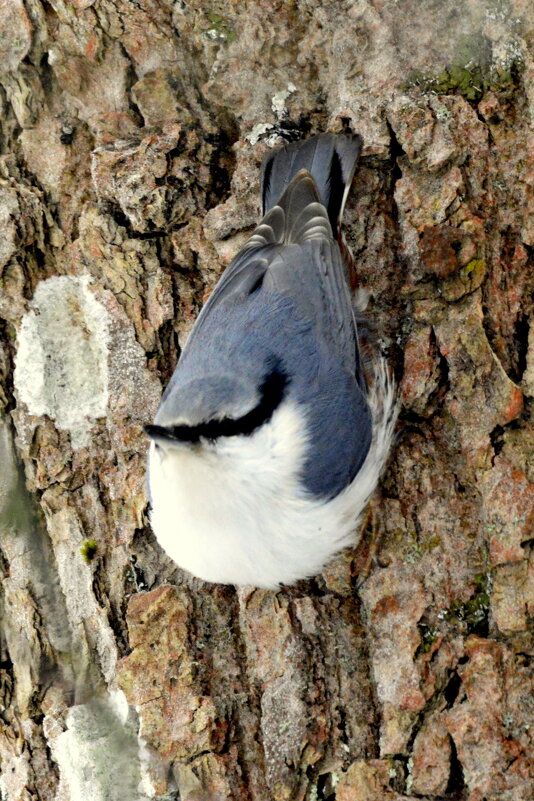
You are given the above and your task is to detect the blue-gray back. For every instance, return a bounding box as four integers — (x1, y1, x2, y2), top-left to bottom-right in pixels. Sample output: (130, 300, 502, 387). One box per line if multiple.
(159, 133, 372, 498)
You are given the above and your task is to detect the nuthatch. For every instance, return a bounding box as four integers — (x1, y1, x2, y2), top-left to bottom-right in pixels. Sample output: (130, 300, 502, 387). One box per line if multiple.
(146, 133, 396, 588)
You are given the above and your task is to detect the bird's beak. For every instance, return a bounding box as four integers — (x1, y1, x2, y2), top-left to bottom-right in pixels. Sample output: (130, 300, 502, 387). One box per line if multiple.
(144, 425, 196, 452)
(144, 424, 176, 445)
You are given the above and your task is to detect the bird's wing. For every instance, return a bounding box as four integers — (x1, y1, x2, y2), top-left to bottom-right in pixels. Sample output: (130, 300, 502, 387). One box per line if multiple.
(183, 143, 363, 379)
(195, 168, 329, 315)
(193, 162, 338, 317)
(262, 237, 359, 379)
(184, 239, 360, 381)
(182, 244, 275, 347)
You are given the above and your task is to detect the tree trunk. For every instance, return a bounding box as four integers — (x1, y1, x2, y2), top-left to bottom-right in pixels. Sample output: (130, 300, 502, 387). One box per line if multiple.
(1, 1, 533, 800)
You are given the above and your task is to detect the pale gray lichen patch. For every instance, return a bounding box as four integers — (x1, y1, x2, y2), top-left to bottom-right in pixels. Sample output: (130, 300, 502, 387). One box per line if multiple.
(246, 122, 275, 145)
(52, 692, 149, 801)
(271, 82, 296, 118)
(14, 275, 110, 449)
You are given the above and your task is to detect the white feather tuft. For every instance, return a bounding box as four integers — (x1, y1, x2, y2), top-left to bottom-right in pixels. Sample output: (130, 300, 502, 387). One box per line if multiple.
(148, 354, 397, 589)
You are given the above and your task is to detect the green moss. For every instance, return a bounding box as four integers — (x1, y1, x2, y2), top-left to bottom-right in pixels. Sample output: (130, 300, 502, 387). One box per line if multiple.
(207, 13, 224, 25)
(405, 532, 441, 563)
(80, 539, 98, 563)
(205, 12, 236, 43)
(460, 258, 485, 286)
(401, 34, 523, 102)
(445, 573, 490, 634)
(403, 66, 485, 102)
(425, 534, 442, 551)
(462, 258, 483, 276)
(418, 621, 439, 653)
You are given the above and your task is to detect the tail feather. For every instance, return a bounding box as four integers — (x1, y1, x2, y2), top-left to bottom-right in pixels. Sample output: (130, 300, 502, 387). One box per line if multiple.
(261, 133, 362, 233)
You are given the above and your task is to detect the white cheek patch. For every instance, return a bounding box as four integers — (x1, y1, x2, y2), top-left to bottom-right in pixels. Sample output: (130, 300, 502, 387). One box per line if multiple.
(147, 358, 396, 588)
(147, 401, 309, 586)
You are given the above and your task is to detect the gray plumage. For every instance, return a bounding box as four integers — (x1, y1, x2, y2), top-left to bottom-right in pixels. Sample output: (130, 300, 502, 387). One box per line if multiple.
(147, 132, 396, 587)
(155, 133, 371, 499)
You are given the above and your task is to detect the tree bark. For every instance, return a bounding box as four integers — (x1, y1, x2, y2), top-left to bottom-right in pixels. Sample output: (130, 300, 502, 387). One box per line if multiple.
(1, 1, 533, 800)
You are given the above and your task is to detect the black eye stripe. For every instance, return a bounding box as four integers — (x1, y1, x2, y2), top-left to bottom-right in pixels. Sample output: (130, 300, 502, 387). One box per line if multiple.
(145, 360, 289, 444)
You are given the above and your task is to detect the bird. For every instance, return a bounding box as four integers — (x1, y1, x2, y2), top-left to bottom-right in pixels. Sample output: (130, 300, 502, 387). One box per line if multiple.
(145, 133, 397, 589)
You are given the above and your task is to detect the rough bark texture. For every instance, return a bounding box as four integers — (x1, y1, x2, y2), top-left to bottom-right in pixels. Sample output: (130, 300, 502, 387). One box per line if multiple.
(1, 1, 533, 800)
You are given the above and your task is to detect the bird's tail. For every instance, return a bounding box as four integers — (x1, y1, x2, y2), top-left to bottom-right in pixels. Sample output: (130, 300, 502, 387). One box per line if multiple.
(260, 133, 362, 234)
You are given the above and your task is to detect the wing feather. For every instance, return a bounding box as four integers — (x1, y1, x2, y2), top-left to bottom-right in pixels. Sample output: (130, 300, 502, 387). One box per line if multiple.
(182, 134, 364, 383)
(263, 238, 360, 378)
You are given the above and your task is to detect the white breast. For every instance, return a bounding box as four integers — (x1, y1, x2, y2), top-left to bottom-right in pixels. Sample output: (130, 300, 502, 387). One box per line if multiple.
(147, 360, 396, 588)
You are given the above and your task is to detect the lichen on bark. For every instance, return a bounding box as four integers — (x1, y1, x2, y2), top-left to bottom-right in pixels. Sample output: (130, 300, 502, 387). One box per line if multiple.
(1, 1, 533, 800)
